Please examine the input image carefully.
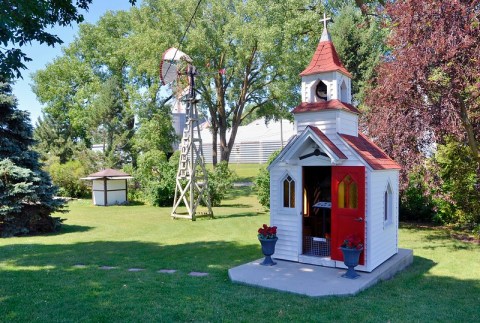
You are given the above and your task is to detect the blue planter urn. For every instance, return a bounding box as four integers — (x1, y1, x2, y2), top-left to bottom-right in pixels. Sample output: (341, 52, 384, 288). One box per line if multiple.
(340, 247, 363, 279)
(258, 237, 278, 266)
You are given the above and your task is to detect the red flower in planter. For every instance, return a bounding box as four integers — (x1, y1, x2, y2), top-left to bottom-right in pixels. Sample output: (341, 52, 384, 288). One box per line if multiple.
(258, 224, 277, 239)
(341, 234, 363, 250)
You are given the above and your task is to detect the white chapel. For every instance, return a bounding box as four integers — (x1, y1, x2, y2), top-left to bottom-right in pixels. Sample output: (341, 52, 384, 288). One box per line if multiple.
(268, 19, 401, 272)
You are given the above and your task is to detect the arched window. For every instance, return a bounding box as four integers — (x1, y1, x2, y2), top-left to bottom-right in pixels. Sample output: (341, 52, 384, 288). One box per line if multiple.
(384, 183, 393, 224)
(283, 175, 295, 208)
(315, 81, 328, 101)
(337, 175, 358, 209)
(340, 80, 348, 102)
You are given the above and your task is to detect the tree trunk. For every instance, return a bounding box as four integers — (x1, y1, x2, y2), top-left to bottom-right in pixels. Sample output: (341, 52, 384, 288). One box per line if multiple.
(219, 44, 257, 164)
(459, 100, 480, 186)
(211, 126, 218, 166)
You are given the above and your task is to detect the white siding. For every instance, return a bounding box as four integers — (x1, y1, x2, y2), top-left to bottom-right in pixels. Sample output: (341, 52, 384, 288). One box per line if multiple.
(270, 165, 302, 262)
(93, 190, 104, 206)
(295, 111, 337, 134)
(366, 170, 400, 270)
(199, 118, 295, 164)
(92, 180, 105, 190)
(203, 140, 283, 164)
(107, 179, 126, 190)
(91, 179, 127, 206)
(337, 111, 358, 136)
(107, 190, 127, 205)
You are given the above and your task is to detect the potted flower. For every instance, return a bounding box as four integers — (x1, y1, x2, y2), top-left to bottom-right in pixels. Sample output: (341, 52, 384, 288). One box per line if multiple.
(257, 224, 278, 266)
(340, 234, 364, 279)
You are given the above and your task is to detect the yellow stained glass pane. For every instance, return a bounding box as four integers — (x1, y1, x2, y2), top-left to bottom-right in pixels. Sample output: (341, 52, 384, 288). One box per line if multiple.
(348, 181, 358, 209)
(338, 181, 345, 208)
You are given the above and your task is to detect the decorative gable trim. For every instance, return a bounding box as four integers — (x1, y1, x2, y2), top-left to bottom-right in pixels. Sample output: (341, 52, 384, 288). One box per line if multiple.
(268, 126, 347, 170)
(308, 126, 347, 159)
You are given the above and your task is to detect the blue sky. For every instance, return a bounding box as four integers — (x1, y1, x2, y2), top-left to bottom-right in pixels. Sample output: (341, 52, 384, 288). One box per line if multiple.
(11, 1, 138, 125)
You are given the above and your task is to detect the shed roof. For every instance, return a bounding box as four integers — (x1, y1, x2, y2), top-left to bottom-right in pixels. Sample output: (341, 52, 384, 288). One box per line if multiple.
(81, 168, 133, 180)
(339, 133, 401, 170)
(300, 39, 352, 78)
(292, 100, 360, 115)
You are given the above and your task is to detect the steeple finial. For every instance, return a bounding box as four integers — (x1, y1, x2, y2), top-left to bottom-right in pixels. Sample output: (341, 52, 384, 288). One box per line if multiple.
(319, 12, 332, 42)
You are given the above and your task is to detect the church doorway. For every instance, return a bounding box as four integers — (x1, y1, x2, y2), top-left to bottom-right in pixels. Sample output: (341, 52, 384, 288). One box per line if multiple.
(302, 166, 332, 257)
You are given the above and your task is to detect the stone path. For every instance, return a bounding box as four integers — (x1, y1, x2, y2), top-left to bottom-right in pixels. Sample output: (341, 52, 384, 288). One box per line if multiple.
(188, 272, 209, 277)
(72, 264, 209, 277)
(127, 268, 145, 272)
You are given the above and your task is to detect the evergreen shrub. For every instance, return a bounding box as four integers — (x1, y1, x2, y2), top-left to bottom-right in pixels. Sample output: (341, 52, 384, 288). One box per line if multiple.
(0, 81, 64, 237)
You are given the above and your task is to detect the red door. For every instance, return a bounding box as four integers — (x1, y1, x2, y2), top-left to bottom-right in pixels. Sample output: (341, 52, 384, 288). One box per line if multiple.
(331, 166, 365, 264)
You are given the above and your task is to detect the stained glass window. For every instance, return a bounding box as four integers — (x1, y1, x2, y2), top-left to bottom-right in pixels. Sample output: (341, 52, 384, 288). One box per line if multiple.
(283, 175, 295, 208)
(338, 175, 358, 209)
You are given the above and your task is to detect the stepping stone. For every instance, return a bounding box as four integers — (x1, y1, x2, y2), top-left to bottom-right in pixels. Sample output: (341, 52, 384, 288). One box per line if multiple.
(73, 264, 86, 268)
(128, 268, 145, 272)
(189, 272, 209, 277)
(157, 269, 177, 274)
(99, 266, 117, 270)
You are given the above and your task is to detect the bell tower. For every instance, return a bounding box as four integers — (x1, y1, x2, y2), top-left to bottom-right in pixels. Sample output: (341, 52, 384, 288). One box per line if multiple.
(299, 14, 352, 105)
(293, 13, 359, 137)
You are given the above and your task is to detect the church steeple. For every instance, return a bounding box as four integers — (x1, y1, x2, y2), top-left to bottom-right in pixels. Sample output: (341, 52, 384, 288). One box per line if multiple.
(300, 13, 351, 78)
(298, 12, 353, 105)
(293, 13, 359, 137)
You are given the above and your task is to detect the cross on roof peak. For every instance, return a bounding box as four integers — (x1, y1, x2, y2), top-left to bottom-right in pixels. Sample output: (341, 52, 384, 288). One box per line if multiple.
(320, 12, 331, 30)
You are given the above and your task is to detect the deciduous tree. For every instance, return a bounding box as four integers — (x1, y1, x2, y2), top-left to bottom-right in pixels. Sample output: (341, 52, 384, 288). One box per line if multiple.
(135, 0, 324, 164)
(366, 0, 480, 184)
(329, 3, 387, 103)
(0, 0, 136, 79)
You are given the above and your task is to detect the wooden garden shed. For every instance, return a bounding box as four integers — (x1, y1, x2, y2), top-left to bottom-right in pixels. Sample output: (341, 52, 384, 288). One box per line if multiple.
(268, 24, 401, 272)
(81, 169, 133, 206)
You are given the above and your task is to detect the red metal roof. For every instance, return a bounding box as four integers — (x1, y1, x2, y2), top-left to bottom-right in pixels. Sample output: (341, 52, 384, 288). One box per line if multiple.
(308, 126, 348, 160)
(339, 133, 401, 170)
(300, 40, 352, 78)
(87, 169, 132, 178)
(292, 99, 360, 114)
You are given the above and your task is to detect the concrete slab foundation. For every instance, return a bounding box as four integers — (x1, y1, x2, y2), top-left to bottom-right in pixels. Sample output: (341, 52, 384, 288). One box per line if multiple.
(228, 248, 413, 297)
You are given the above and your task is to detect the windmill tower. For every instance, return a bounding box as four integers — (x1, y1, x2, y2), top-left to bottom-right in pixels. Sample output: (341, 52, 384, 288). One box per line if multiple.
(160, 48, 213, 220)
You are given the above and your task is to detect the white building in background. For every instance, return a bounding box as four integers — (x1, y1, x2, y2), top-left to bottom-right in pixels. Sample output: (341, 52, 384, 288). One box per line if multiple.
(200, 118, 296, 164)
(81, 169, 134, 206)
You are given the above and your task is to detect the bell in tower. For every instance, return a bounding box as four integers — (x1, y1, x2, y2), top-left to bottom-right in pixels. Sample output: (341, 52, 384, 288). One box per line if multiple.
(315, 81, 328, 101)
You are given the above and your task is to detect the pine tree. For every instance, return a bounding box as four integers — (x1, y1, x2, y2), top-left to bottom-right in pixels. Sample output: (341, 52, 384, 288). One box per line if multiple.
(0, 81, 64, 237)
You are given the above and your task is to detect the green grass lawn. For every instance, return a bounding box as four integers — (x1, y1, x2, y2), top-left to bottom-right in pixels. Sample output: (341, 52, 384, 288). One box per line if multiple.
(0, 187, 479, 322)
(206, 163, 263, 182)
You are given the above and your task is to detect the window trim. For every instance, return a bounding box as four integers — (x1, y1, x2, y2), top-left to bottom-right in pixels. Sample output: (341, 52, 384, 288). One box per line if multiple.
(282, 173, 296, 209)
(384, 182, 393, 227)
